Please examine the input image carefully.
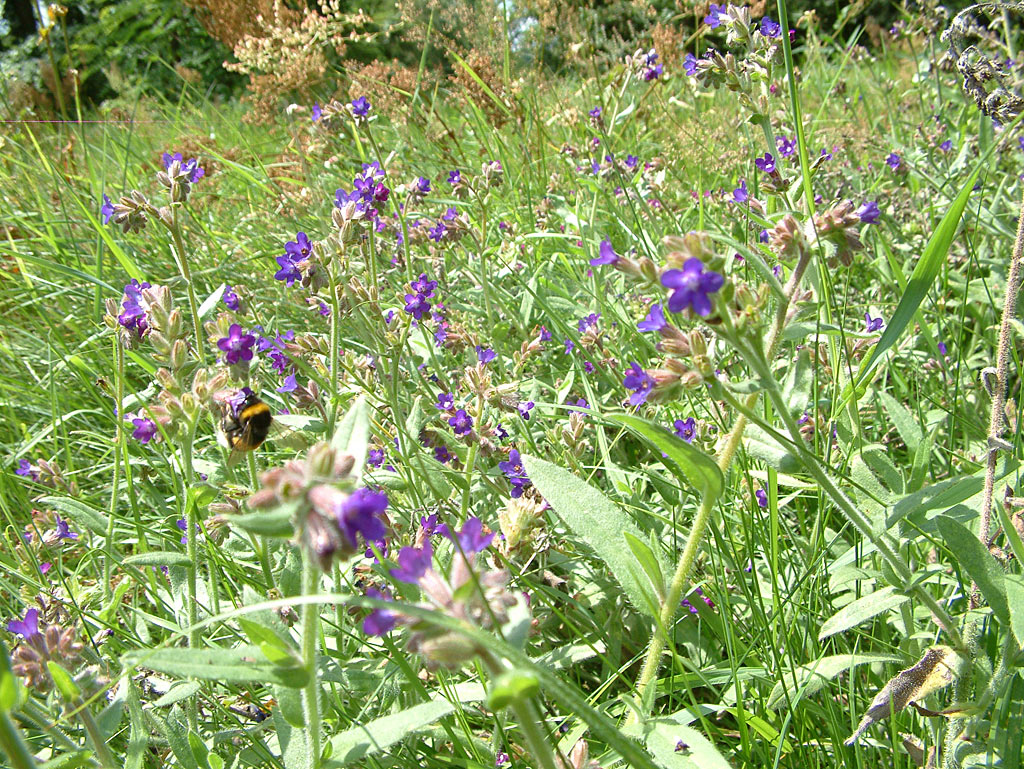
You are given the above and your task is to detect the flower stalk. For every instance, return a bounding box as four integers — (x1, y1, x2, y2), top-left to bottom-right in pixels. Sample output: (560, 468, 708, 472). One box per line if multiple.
(627, 247, 813, 722)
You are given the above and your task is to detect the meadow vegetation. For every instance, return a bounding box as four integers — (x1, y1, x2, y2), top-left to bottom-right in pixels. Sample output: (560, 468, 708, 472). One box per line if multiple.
(2, 2, 1024, 768)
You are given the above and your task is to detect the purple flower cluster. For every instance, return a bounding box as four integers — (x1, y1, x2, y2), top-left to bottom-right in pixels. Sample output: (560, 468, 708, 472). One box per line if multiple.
(335, 161, 390, 231)
(641, 49, 663, 80)
(404, 273, 437, 321)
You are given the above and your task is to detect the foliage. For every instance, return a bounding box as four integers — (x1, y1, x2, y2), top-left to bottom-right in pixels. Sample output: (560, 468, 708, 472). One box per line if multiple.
(2, 2, 1024, 769)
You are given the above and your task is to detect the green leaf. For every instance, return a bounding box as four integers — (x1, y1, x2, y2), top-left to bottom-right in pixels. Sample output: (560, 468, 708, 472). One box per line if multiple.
(124, 646, 309, 688)
(152, 681, 202, 708)
(521, 454, 666, 618)
(877, 392, 923, 455)
(198, 285, 226, 319)
(125, 682, 146, 769)
(851, 166, 981, 394)
(330, 395, 370, 479)
(936, 516, 1010, 623)
(47, 661, 80, 701)
(123, 552, 193, 568)
(767, 653, 902, 710)
(624, 531, 666, 602)
(229, 506, 296, 538)
(1004, 575, 1024, 649)
(149, 709, 201, 769)
(819, 586, 910, 640)
(0, 641, 25, 711)
(39, 495, 109, 536)
(603, 414, 723, 500)
(323, 698, 460, 767)
(641, 720, 733, 769)
(487, 669, 540, 709)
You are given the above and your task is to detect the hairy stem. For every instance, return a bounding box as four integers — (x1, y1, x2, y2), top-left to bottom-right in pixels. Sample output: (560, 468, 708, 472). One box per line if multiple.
(979, 187, 1024, 547)
(301, 550, 322, 769)
(169, 208, 206, 366)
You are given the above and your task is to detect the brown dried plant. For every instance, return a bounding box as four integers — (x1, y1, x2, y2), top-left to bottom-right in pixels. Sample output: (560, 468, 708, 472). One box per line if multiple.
(218, 0, 377, 122)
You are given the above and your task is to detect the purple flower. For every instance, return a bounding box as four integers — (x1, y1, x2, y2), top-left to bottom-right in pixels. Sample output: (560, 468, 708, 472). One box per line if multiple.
(6, 608, 41, 641)
(857, 200, 880, 224)
(118, 279, 151, 337)
(436, 392, 455, 410)
(54, 515, 78, 540)
(591, 239, 619, 266)
(938, 341, 949, 356)
(449, 516, 494, 553)
(683, 53, 698, 76)
(222, 284, 240, 311)
(589, 106, 602, 118)
(732, 179, 748, 203)
(277, 374, 298, 393)
(578, 313, 600, 333)
(442, 206, 458, 221)
(498, 449, 531, 498)
(351, 96, 371, 118)
(15, 459, 38, 480)
(474, 346, 495, 364)
(539, 326, 551, 342)
(755, 488, 768, 508)
(415, 176, 431, 195)
(428, 221, 446, 242)
(363, 588, 398, 635)
(100, 194, 115, 225)
(705, 2, 726, 27)
(638, 303, 667, 333)
(517, 401, 534, 420)
(311, 103, 322, 122)
(886, 152, 902, 170)
(564, 339, 574, 354)
(162, 152, 205, 182)
(623, 362, 655, 407)
(673, 417, 696, 443)
(274, 253, 301, 286)
(759, 16, 781, 37)
(448, 169, 461, 185)
(404, 293, 431, 320)
(754, 152, 776, 173)
(128, 412, 158, 443)
(337, 488, 388, 548)
(368, 448, 385, 468)
(643, 62, 663, 81)
(864, 312, 884, 332)
(939, 139, 953, 153)
(218, 324, 256, 365)
(449, 409, 473, 436)
(391, 542, 433, 584)
(661, 258, 725, 316)
(496, 752, 510, 767)
(776, 135, 796, 158)
(421, 514, 445, 537)
(410, 273, 437, 297)
(434, 445, 454, 464)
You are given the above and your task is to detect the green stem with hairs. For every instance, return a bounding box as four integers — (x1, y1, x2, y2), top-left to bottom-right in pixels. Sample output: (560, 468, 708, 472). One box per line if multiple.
(301, 548, 322, 769)
(979, 187, 1024, 548)
(627, 248, 813, 722)
(181, 416, 201, 731)
(74, 701, 118, 769)
(0, 711, 35, 769)
(168, 209, 206, 365)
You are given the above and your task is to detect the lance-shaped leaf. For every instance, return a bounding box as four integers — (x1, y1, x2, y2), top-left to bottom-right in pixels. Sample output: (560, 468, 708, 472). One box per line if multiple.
(845, 646, 964, 746)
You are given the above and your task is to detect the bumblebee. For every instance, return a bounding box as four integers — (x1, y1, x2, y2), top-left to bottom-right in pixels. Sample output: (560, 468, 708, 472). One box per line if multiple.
(219, 388, 273, 463)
